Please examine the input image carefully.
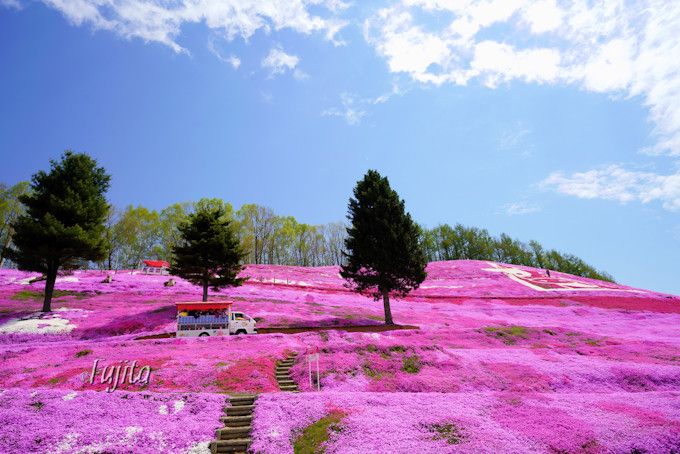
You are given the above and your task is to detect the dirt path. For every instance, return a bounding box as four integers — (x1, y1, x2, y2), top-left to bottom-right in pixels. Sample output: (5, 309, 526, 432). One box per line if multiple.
(134, 324, 418, 340)
(257, 324, 418, 334)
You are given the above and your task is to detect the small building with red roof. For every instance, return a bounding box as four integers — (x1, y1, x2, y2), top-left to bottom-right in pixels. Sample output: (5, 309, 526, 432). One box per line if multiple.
(140, 260, 170, 275)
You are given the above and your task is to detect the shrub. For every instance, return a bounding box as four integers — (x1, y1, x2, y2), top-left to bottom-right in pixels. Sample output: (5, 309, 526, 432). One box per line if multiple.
(30, 401, 44, 411)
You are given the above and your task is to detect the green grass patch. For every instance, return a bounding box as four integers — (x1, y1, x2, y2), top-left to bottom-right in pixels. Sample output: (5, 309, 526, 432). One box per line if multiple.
(318, 331, 329, 342)
(483, 326, 529, 345)
(75, 349, 92, 358)
(294, 411, 346, 454)
(362, 363, 380, 378)
(402, 354, 422, 374)
(425, 422, 466, 445)
(389, 345, 406, 353)
(12, 289, 90, 301)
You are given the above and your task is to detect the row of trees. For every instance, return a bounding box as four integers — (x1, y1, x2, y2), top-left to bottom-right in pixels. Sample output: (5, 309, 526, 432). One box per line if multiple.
(1, 151, 611, 324)
(0, 181, 30, 268)
(419, 224, 614, 282)
(1, 184, 613, 282)
(100, 203, 347, 269)
(1, 179, 614, 283)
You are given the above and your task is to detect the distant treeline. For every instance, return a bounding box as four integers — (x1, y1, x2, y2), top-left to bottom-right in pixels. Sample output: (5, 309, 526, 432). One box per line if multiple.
(419, 224, 614, 282)
(97, 200, 346, 269)
(0, 181, 613, 281)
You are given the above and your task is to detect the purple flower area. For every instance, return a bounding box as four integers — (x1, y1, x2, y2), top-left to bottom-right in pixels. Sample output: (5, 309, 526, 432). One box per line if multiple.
(0, 261, 679, 452)
(252, 391, 680, 453)
(0, 388, 224, 454)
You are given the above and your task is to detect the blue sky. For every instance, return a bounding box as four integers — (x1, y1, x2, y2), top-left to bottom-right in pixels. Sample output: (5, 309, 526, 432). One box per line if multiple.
(1, 1, 679, 294)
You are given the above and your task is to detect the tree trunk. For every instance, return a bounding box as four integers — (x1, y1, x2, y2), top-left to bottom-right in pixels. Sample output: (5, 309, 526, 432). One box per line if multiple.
(43, 269, 57, 312)
(0, 225, 14, 268)
(382, 291, 394, 325)
(202, 279, 208, 302)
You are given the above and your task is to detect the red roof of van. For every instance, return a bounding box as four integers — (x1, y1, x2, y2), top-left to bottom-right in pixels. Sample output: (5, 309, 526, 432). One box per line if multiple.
(143, 260, 170, 268)
(176, 301, 233, 311)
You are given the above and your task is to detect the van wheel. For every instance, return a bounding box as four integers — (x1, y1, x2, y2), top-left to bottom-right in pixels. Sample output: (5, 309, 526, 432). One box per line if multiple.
(199, 332, 210, 337)
(235, 329, 247, 335)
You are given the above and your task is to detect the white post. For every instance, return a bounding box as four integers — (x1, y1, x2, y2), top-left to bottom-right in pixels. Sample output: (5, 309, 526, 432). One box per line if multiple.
(307, 351, 320, 391)
(308, 357, 312, 389)
(316, 355, 320, 391)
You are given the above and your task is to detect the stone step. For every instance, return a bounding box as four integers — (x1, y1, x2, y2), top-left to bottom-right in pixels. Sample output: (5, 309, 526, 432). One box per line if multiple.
(277, 379, 295, 386)
(225, 405, 254, 416)
(279, 384, 298, 391)
(210, 438, 251, 453)
(229, 396, 255, 406)
(220, 415, 252, 427)
(217, 426, 251, 440)
(229, 394, 256, 400)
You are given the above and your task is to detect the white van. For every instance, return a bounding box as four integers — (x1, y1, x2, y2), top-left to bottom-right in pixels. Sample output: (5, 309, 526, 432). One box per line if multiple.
(175, 301, 257, 337)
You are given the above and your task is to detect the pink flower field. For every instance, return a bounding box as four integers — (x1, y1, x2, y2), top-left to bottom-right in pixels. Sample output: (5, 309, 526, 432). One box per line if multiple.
(1, 260, 679, 453)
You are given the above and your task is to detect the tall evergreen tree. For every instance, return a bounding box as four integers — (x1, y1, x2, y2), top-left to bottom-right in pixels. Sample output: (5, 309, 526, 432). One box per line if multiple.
(341, 170, 427, 325)
(7, 151, 110, 312)
(170, 206, 246, 301)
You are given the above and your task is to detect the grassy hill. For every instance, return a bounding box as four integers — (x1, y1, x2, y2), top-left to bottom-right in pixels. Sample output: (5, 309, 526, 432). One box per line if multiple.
(0, 261, 679, 453)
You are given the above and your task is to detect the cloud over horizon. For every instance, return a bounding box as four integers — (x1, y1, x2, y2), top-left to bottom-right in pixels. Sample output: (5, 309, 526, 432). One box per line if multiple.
(37, 0, 347, 54)
(541, 164, 680, 211)
(5, 0, 680, 211)
(364, 0, 680, 158)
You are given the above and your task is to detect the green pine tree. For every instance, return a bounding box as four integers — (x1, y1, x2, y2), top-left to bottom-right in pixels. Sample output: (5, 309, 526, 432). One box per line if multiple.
(170, 206, 246, 301)
(340, 170, 427, 325)
(8, 151, 110, 312)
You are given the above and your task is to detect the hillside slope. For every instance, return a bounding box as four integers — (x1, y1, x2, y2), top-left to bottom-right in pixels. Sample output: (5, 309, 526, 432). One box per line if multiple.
(0, 261, 679, 453)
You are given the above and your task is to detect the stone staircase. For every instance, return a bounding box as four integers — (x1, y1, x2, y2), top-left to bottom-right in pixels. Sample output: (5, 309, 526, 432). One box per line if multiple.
(276, 352, 299, 392)
(209, 394, 257, 454)
(208, 354, 299, 453)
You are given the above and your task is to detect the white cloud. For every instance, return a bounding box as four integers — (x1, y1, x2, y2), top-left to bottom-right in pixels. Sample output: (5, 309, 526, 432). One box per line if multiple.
(503, 201, 541, 215)
(1, 0, 22, 9)
(472, 41, 561, 87)
(365, 1, 680, 156)
(322, 93, 367, 125)
(207, 38, 240, 69)
(38, 0, 347, 53)
(522, 0, 563, 34)
(262, 47, 306, 79)
(498, 121, 533, 157)
(228, 55, 241, 69)
(322, 85, 406, 125)
(541, 165, 680, 211)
